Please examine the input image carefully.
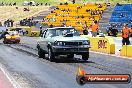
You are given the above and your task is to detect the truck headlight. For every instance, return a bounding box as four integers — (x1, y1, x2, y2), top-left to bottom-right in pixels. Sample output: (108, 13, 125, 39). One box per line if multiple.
(54, 41, 63, 46)
(82, 40, 90, 45)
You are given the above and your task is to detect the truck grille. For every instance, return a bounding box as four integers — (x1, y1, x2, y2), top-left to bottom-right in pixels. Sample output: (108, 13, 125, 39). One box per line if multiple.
(64, 42, 82, 46)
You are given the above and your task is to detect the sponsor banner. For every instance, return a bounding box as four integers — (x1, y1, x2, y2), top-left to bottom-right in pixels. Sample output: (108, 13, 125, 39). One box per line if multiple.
(76, 67, 131, 85)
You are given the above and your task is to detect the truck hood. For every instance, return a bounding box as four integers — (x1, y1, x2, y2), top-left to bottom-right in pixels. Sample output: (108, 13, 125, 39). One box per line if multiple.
(52, 36, 88, 41)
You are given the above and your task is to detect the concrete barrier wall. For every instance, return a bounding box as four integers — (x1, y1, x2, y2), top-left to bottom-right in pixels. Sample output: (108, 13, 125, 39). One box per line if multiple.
(29, 31, 40, 37)
(81, 35, 115, 54)
(121, 45, 132, 57)
(24, 28, 32, 36)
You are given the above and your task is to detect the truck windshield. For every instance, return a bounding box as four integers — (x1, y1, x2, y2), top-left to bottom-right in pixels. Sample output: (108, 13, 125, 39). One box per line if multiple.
(48, 28, 80, 37)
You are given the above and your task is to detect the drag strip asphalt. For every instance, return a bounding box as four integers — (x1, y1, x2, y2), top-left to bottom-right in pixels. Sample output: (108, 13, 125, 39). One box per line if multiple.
(0, 36, 132, 88)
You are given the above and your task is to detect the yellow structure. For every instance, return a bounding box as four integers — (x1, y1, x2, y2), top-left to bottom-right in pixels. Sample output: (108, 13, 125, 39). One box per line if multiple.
(120, 45, 132, 57)
(42, 3, 107, 31)
(81, 35, 115, 54)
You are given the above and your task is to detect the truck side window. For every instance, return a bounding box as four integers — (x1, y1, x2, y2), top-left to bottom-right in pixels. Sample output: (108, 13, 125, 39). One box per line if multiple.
(45, 30, 51, 38)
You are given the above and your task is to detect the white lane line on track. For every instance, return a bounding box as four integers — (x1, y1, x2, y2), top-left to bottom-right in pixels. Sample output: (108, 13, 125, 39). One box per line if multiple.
(0, 64, 21, 88)
(90, 51, 132, 60)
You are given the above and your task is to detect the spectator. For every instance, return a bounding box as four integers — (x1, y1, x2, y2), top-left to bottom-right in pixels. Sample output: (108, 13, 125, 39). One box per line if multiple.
(24, 8, 30, 11)
(40, 3, 43, 6)
(13, 2, 16, 6)
(0, 30, 4, 40)
(39, 26, 43, 36)
(82, 23, 86, 29)
(10, 20, 14, 27)
(19, 17, 36, 27)
(29, 2, 32, 6)
(83, 29, 88, 35)
(73, 0, 75, 4)
(16, 6, 18, 9)
(111, 27, 118, 37)
(31, 16, 34, 20)
(19, 29, 23, 35)
(76, 6, 79, 13)
(86, 9, 90, 12)
(91, 20, 99, 37)
(36, 3, 39, 6)
(98, 4, 102, 8)
(9, 3, 11, 6)
(117, 3, 122, 6)
(81, 15, 84, 18)
(107, 27, 112, 36)
(64, 2, 68, 5)
(84, 21, 87, 27)
(61, 23, 66, 27)
(7, 19, 10, 27)
(122, 23, 130, 45)
(107, 3, 110, 6)
(60, 3, 62, 5)
(69, 25, 72, 27)
(45, 3, 47, 6)
(120, 13, 124, 17)
(108, 25, 118, 37)
(83, 2, 87, 6)
(0, 29, 9, 39)
(1, 2, 4, 6)
(22, 29, 26, 36)
(29, 20, 32, 27)
(49, 24, 53, 28)
(4, 21, 7, 27)
(130, 25, 132, 37)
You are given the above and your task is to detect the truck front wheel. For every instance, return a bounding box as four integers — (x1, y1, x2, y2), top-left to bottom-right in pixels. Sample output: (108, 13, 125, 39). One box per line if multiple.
(48, 48, 55, 62)
(82, 53, 89, 61)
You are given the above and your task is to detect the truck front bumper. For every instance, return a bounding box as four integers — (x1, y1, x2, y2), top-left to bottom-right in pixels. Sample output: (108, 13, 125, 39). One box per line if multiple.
(52, 45, 90, 54)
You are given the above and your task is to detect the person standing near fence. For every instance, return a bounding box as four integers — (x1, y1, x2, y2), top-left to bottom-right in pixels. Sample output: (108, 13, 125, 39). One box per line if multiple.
(122, 23, 131, 45)
(91, 20, 99, 37)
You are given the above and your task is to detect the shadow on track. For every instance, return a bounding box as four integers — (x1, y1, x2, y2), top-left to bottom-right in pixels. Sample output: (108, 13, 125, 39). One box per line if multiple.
(54, 59, 94, 63)
(43, 55, 94, 63)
